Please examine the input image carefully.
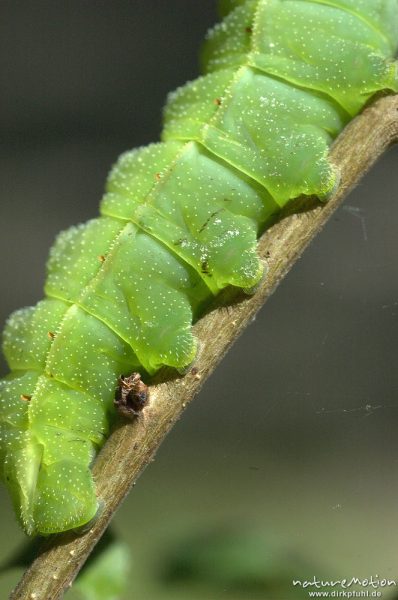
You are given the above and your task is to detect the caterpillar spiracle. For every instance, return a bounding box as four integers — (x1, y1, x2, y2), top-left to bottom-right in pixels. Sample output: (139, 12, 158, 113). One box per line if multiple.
(0, 0, 397, 536)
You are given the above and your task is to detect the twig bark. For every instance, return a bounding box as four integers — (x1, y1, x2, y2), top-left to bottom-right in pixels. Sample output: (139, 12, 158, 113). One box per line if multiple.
(10, 94, 398, 600)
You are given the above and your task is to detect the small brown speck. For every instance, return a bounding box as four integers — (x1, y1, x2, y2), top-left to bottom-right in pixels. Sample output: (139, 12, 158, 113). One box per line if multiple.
(133, 442, 139, 450)
(191, 367, 201, 381)
(48, 331, 56, 340)
(20, 394, 32, 402)
(245, 26, 252, 34)
(155, 172, 161, 181)
(201, 259, 210, 274)
(214, 98, 222, 106)
(98, 254, 106, 263)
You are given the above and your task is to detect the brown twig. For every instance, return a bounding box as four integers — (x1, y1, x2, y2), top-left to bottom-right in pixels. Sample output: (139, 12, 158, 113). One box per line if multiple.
(10, 94, 398, 600)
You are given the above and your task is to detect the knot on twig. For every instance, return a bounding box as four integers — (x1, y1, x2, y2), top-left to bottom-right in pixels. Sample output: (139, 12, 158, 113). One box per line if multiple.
(114, 373, 149, 419)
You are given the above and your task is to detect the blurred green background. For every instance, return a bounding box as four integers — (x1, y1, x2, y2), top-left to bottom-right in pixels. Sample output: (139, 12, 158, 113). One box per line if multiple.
(0, 1, 397, 598)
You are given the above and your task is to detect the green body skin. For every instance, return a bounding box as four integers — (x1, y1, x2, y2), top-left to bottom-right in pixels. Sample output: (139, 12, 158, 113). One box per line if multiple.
(0, 0, 397, 536)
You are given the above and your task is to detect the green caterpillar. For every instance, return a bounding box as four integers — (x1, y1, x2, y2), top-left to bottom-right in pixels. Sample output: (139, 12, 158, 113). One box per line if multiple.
(1, 0, 397, 536)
